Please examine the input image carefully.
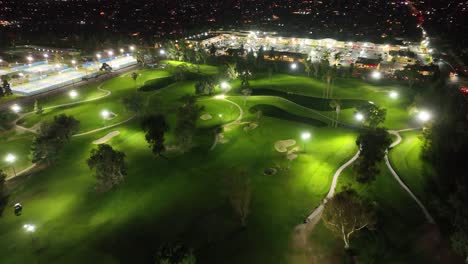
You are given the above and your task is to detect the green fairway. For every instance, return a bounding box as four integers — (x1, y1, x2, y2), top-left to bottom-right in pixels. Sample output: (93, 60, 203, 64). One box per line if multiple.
(0, 61, 429, 263)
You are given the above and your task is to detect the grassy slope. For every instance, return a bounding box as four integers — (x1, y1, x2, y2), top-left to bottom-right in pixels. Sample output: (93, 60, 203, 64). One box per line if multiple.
(0, 65, 358, 263)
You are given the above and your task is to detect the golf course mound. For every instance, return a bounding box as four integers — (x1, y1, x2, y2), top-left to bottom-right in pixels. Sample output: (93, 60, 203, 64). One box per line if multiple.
(250, 104, 327, 127)
(93, 131, 120, 144)
(275, 139, 296, 152)
(200, 113, 212, 120)
(251, 88, 368, 111)
(139, 76, 174, 91)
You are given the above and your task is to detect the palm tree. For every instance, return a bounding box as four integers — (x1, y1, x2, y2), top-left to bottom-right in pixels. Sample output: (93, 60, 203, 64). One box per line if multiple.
(329, 99, 341, 127)
(303, 57, 312, 77)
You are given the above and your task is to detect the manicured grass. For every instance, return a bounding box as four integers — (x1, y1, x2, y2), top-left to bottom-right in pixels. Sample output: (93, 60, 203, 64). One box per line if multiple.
(0, 64, 428, 263)
(388, 130, 436, 203)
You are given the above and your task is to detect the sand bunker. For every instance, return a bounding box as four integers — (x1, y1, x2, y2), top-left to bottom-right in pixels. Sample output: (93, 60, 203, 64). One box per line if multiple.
(274, 139, 296, 152)
(287, 153, 298, 160)
(243, 122, 258, 132)
(93, 131, 120, 144)
(200, 113, 212, 120)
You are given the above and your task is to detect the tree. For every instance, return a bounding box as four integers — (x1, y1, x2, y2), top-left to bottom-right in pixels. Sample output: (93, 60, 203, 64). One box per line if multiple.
(322, 190, 376, 249)
(1, 75, 12, 96)
(141, 114, 169, 157)
(172, 64, 189, 82)
(329, 99, 341, 127)
(303, 58, 312, 77)
(354, 128, 392, 182)
(226, 63, 239, 80)
(241, 87, 252, 106)
(87, 144, 127, 192)
(0, 170, 8, 217)
(225, 169, 252, 227)
(154, 244, 196, 264)
(357, 104, 387, 128)
(175, 95, 204, 152)
(131, 72, 139, 88)
(31, 114, 80, 165)
(122, 93, 146, 115)
(209, 44, 217, 56)
(34, 100, 43, 114)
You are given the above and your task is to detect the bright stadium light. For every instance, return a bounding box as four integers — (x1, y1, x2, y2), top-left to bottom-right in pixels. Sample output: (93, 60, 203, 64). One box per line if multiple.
(43, 54, 49, 59)
(107, 51, 113, 56)
(11, 104, 21, 113)
(96, 54, 102, 59)
(101, 110, 110, 119)
(301, 132, 311, 140)
(355, 113, 364, 121)
(23, 224, 36, 233)
(389, 91, 398, 99)
(5, 153, 16, 163)
(129, 46, 135, 51)
(290, 63, 297, 70)
(26, 56, 33, 62)
(69, 90, 78, 99)
(71, 60, 76, 65)
(220, 81, 229, 90)
(371, 71, 382, 79)
(417, 111, 431, 122)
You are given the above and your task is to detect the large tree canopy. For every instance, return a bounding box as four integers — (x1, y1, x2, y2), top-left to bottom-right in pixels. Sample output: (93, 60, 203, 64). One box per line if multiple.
(87, 144, 127, 192)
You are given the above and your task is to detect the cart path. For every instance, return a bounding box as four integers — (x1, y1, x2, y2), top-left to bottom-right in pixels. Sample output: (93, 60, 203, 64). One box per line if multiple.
(209, 96, 244, 151)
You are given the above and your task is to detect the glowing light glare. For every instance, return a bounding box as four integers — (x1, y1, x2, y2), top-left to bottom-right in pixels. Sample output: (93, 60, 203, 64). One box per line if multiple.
(55, 64, 60, 68)
(220, 81, 229, 90)
(389, 91, 398, 99)
(96, 54, 102, 59)
(26, 56, 33, 62)
(23, 224, 36, 233)
(371, 71, 382, 79)
(101, 110, 110, 119)
(43, 54, 49, 58)
(129, 46, 135, 51)
(301, 132, 311, 140)
(11, 104, 21, 113)
(5, 153, 16, 163)
(71, 60, 76, 65)
(355, 113, 364, 121)
(69, 90, 78, 99)
(159, 49, 166, 55)
(290, 63, 297, 70)
(348, 42, 353, 46)
(119, 48, 124, 53)
(214, 94, 226, 100)
(417, 111, 431, 122)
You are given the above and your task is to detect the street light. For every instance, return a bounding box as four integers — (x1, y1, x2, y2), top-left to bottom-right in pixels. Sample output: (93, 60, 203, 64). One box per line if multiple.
(23, 224, 36, 233)
(290, 63, 297, 70)
(371, 71, 382, 80)
(69, 90, 78, 99)
(43, 54, 49, 60)
(96, 54, 102, 60)
(101, 110, 110, 119)
(301, 132, 311, 152)
(119, 48, 124, 53)
(129, 46, 135, 51)
(107, 51, 113, 57)
(5, 153, 16, 177)
(26, 56, 33, 66)
(220, 81, 229, 90)
(417, 110, 431, 122)
(355, 112, 364, 122)
(159, 49, 166, 55)
(11, 104, 21, 113)
(389, 91, 398, 99)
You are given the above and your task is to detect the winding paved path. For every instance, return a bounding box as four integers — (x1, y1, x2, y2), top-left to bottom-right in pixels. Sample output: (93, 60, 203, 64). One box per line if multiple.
(386, 129, 435, 224)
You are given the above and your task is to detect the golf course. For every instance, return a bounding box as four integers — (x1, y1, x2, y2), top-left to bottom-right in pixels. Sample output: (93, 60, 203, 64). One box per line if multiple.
(0, 61, 441, 263)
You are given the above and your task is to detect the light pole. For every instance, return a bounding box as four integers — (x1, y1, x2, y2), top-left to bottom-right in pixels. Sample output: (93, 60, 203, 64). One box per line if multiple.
(355, 112, 364, 122)
(371, 71, 382, 80)
(389, 91, 398, 99)
(23, 224, 36, 244)
(5, 153, 16, 177)
(417, 110, 431, 123)
(43, 54, 49, 62)
(69, 90, 78, 99)
(11, 104, 21, 113)
(301, 132, 311, 152)
(26, 56, 33, 66)
(101, 110, 110, 126)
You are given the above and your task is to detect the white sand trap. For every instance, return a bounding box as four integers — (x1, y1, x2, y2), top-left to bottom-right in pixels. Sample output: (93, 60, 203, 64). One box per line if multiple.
(93, 131, 120, 144)
(274, 139, 296, 153)
(287, 153, 298, 160)
(218, 133, 230, 144)
(200, 113, 212, 120)
(243, 122, 258, 132)
(288, 146, 300, 155)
